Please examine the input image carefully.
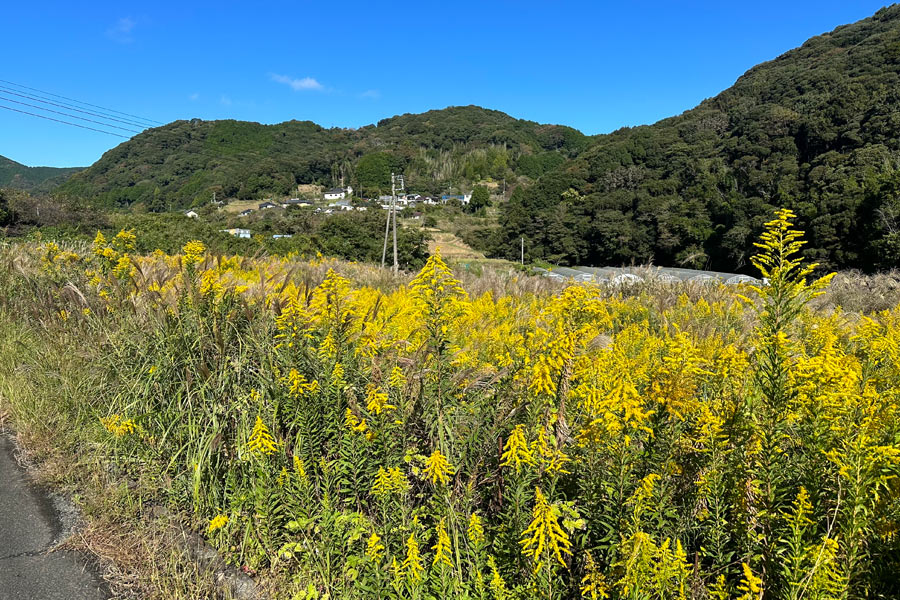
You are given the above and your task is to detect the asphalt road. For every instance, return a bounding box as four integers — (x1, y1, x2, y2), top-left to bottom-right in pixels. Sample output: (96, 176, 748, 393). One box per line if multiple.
(0, 434, 109, 600)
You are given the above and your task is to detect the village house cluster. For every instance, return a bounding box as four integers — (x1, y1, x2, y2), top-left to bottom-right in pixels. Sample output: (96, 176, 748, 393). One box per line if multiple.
(208, 185, 472, 239)
(224, 186, 472, 219)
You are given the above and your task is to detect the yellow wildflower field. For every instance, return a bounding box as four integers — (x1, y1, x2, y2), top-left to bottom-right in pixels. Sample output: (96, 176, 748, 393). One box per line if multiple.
(1, 209, 899, 599)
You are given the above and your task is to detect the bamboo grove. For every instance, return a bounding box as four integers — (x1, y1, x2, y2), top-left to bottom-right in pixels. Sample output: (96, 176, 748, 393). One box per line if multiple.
(2, 209, 899, 599)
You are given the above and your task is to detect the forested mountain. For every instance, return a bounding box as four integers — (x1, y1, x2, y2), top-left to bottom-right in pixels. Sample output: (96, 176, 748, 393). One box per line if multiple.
(491, 4, 900, 272)
(57, 106, 589, 209)
(0, 155, 82, 193)
(37, 5, 900, 273)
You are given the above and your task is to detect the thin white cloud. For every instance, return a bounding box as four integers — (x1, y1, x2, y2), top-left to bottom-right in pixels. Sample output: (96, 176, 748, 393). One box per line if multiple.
(107, 17, 136, 43)
(220, 95, 232, 106)
(188, 92, 200, 101)
(360, 89, 380, 99)
(270, 73, 325, 92)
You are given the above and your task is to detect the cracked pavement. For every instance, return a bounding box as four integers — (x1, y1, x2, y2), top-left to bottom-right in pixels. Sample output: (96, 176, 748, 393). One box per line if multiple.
(0, 433, 109, 600)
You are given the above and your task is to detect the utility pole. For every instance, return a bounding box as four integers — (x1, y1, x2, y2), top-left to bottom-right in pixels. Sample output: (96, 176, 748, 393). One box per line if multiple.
(381, 179, 391, 269)
(381, 172, 404, 271)
(521, 236, 524, 265)
(392, 173, 404, 274)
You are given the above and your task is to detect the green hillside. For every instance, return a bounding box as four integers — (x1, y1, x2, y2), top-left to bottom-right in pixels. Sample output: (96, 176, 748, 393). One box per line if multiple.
(57, 106, 589, 209)
(491, 5, 900, 272)
(0, 155, 82, 193)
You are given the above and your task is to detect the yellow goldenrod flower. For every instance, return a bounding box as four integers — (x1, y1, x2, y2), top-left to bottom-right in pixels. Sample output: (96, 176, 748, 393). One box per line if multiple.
(293, 454, 307, 481)
(276, 466, 289, 486)
(736, 563, 763, 600)
(371, 466, 392, 498)
(248, 415, 277, 455)
(432, 517, 453, 569)
(113, 228, 137, 253)
(366, 532, 385, 561)
(520, 487, 572, 571)
(317, 334, 337, 359)
(532, 425, 570, 474)
(344, 408, 359, 430)
(371, 466, 408, 498)
(424, 450, 454, 486)
(182, 240, 205, 268)
(112, 255, 136, 280)
(488, 555, 509, 600)
(91, 231, 107, 256)
(401, 532, 424, 581)
(365, 384, 395, 416)
(331, 362, 346, 388)
(467, 513, 485, 548)
(100, 414, 136, 437)
(209, 514, 228, 533)
(388, 366, 406, 389)
(286, 369, 319, 398)
(500, 424, 535, 473)
(580, 553, 609, 599)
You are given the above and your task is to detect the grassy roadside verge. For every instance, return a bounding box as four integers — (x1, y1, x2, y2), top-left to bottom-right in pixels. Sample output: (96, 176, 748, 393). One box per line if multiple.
(0, 311, 243, 599)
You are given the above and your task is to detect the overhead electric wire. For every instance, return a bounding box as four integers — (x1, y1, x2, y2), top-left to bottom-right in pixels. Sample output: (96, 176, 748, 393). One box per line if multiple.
(0, 94, 144, 134)
(0, 78, 163, 126)
(0, 80, 276, 174)
(0, 103, 129, 138)
(0, 86, 152, 129)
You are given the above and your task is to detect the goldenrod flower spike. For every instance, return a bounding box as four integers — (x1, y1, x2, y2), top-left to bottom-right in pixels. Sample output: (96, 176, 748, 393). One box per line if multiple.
(519, 487, 572, 572)
(366, 532, 385, 561)
(248, 415, 277, 455)
(401, 533, 424, 581)
(424, 450, 455, 485)
(467, 513, 485, 548)
(432, 517, 453, 568)
(500, 424, 535, 473)
(182, 240, 206, 268)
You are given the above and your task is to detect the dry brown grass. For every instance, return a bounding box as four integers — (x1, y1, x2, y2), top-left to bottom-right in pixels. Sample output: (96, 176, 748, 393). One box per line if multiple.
(427, 230, 485, 259)
(222, 199, 270, 215)
(815, 270, 900, 314)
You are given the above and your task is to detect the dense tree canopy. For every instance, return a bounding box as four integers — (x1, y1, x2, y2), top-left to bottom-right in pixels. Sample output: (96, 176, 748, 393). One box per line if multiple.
(0, 189, 10, 227)
(486, 5, 900, 273)
(57, 107, 588, 209)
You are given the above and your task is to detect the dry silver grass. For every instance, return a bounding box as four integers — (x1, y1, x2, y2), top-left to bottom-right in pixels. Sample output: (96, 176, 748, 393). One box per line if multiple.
(815, 270, 900, 314)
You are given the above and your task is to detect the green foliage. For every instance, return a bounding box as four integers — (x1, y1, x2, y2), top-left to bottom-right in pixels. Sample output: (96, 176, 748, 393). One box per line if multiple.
(0, 154, 82, 193)
(0, 188, 11, 227)
(57, 107, 589, 210)
(467, 185, 491, 213)
(492, 6, 900, 273)
(356, 152, 393, 195)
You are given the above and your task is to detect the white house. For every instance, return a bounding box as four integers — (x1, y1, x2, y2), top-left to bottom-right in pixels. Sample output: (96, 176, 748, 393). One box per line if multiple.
(328, 199, 355, 211)
(221, 228, 252, 239)
(324, 186, 354, 201)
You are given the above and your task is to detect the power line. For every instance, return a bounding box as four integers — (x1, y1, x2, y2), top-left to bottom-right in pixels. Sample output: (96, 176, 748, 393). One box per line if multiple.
(0, 78, 163, 126)
(0, 94, 144, 134)
(0, 103, 129, 138)
(0, 86, 152, 129)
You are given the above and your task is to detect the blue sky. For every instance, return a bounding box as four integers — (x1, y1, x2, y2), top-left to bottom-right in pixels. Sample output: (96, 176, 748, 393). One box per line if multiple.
(0, 1, 891, 167)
